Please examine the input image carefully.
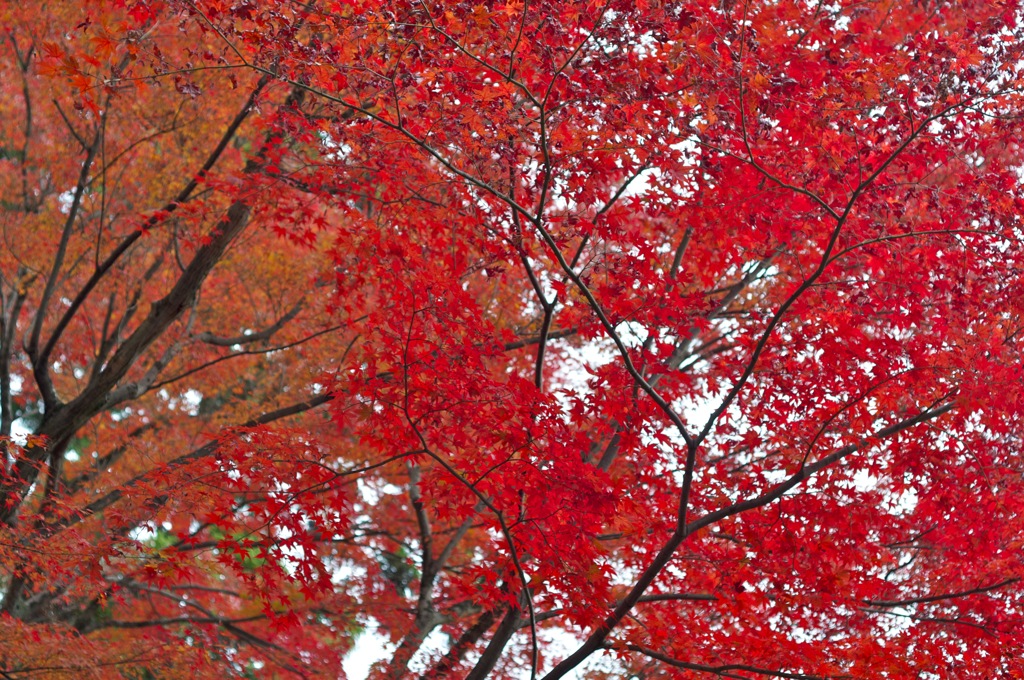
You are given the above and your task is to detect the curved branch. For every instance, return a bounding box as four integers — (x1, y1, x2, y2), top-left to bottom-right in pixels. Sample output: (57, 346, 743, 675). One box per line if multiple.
(618, 644, 834, 680)
(195, 299, 303, 347)
(864, 578, 1020, 608)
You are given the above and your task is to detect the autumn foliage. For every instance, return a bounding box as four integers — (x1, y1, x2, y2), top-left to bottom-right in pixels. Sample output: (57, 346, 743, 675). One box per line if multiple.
(1, 0, 1024, 677)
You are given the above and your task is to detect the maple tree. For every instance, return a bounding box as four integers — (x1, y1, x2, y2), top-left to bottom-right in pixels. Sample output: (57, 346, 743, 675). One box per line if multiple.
(1, 0, 1024, 677)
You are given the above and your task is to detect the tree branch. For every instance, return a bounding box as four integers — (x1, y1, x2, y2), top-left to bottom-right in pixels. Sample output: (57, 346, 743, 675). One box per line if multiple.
(43, 392, 333, 536)
(195, 299, 303, 346)
(864, 578, 1019, 608)
(618, 644, 836, 680)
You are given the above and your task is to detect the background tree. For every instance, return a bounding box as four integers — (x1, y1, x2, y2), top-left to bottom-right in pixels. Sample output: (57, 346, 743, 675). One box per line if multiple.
(1, 0, 1024, 678)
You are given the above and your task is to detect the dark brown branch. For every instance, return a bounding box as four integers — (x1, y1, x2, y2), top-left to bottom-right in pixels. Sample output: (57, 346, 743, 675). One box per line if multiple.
(516, 220, 555, 392)
(635, 592, 718, 604)
(43, 392, 333, 536)
(684, 402, 955, 538)
(422, 607, 498, 679)
(864, 578, 1019, 608)
(33, 73, 272, 381)
(695, 99, 979, 450)
(867, 608, 1003, 635)
(398, 306, 537, 676)
(619, 644, 836, 680)
(92, 251, 166, 380)
(121, 581, 309, 678)
(102, 613, 266, 629)
(52, 99, 89, 151)
(151, 322, 349, 390)
(502, 327, 576, 350)
(1, 84, 309, 514)
(195, 299, 303, 346)
(0, 273, 30, 436)
(465, 600, 522, 680)
(63, 421, 158, 494)
(435, 505, 481, 574)
(28, 124, 102, 409)
(378, 463, 444, 678)
(669, 226, 693, 279)
(9, 35, 38, 211)
(542, 401, 954, 680)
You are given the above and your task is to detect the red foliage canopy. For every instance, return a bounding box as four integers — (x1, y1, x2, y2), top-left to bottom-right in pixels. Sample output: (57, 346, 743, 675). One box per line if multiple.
(2, 0, 1024, 677)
